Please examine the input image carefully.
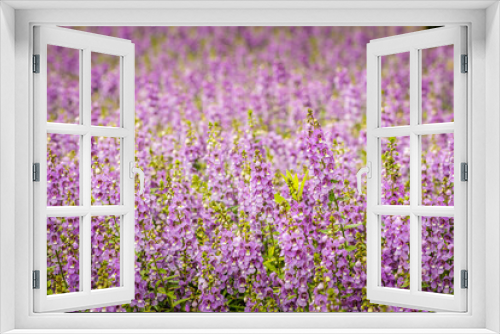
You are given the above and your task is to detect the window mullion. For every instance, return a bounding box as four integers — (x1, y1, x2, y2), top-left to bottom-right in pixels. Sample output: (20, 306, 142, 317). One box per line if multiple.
(372, 126, 411, 137)
(372, 123, 454, 138)
(81, 47, 92, 295)
(372, 205, 454, 217)
(409, 47, 420, 293)
(89, 126, 129, 138)
(412, 123, 454, 135)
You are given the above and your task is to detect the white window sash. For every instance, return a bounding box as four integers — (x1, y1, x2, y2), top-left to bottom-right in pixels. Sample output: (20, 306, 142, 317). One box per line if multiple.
(32, 25, 136, 313)
(366, 26, 467, 312)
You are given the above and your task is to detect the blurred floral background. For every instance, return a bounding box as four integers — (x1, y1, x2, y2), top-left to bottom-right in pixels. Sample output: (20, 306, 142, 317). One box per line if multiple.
(45, 26, 455, 312)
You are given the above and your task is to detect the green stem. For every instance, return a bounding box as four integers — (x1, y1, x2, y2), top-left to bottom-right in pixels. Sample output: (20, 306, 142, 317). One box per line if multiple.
(54, 248, 69, 291)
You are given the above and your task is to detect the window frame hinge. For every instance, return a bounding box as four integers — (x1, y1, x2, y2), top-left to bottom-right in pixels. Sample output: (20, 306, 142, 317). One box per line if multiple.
(461, 54, 468, 73)
(33, 54, 40, 73)
(33, 270, 40, 289)
(461, 270, 468, 289)
(461, 162, 468, 181)
(33, 163, 40, 182)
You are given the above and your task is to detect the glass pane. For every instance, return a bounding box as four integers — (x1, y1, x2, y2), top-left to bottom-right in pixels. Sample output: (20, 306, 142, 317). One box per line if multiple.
(91, 52, 121, 127)
(381, 215, 410, 290)
(421, 45, 454, 124)
(380, 52, 410, 127)
(91, 216, 121, 290)
(91, 137, 121, 205)
(421, 216, 454, 294)
(381, 136, 410, 205)
(47, 216, 80, 295)
(421, 133, 454, 206)
(47, 45, 80, 124)
(47, 133, 80, 206)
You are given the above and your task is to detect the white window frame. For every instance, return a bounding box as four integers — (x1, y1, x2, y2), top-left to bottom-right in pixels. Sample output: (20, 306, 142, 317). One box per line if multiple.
(1, 2, 499, 333)
(366, 26, 468, 312)
(33, 25, 136, 312)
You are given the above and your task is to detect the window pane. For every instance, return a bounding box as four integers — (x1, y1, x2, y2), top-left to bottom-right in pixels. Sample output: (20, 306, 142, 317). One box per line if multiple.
(47, 216, 80, 295)
(91, 52, 121, 127)
(91, 216, 121, 290)
(380, 52, 410, 127)
(91, 137, 121, 205)
(421, 216, 454, 294)
(381, 215, 410, 290)
(47, 133, 80, 206)
(381, 136, 410, 205)
(47, 45, 80, 124)
(421, 45, 454, 124)
(421, 133, 454, 206)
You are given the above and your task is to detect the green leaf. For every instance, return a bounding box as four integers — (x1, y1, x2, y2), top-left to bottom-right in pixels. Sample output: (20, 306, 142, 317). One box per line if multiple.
(157, 287, 167, 295)
(401, 280, 410, 288)
(274, 193, 285, 204)
(156, 268, 168, 274)
(172, 298, 191, 308)
(165, 274, 179, 280)
(293, 173, 299, 190)
(328, 190, 335, 204)
(345, 245, 357, 252)
(230, 205, 239, 214)
(263, 261, 278, 274)
(274, 192, 290, 210)
(298, 171, 308, 200)
(344, 223, 363, 230)
(280, 172, 287, 183)
(313, 253, 320, 262)
(268, 246, 275, 257)
(318, 229, 330, 234)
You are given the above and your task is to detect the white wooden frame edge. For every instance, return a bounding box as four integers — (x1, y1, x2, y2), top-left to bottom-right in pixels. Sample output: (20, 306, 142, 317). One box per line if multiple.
(366, 26, 468, 312)
(0, 2, 17, 333)
(32, 25, 136, 313)
(0, 3, 496, 334)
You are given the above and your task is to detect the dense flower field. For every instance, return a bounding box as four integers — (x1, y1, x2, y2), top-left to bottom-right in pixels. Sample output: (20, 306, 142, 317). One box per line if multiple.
(45, 26, 455, 312)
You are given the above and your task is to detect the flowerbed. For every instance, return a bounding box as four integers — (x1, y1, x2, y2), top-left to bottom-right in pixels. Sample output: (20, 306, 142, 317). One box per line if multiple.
(45, 26, 455, 312)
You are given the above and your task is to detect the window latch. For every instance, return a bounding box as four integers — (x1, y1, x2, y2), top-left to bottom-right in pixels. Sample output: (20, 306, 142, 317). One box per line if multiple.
(129, 162, 145, 195)
(356, 162, 372, 194)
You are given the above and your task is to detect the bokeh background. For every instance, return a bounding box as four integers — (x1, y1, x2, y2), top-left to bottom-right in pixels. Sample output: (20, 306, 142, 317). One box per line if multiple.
(45, 26, 455, 312)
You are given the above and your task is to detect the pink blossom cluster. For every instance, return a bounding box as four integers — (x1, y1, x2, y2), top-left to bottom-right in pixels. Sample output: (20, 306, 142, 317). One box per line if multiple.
(45, 27, 455, 312)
